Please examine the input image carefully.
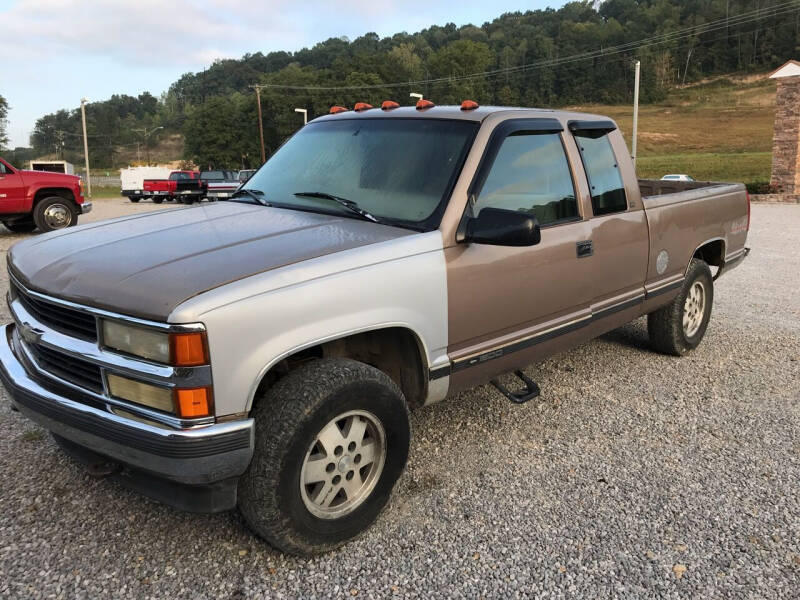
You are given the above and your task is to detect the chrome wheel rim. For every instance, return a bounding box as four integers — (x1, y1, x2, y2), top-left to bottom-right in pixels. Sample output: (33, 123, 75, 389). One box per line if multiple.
(682, 281, 706, 337)
(300, 409, 386, 520)
(43, 204, 72, 229)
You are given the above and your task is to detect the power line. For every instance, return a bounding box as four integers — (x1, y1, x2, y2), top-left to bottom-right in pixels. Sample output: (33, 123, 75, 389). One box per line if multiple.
(252, 1, 799, 91)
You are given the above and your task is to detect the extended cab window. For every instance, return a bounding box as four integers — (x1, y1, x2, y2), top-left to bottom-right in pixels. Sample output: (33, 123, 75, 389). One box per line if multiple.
(473, 132, 578, 226)
(573, 131, 627, 215)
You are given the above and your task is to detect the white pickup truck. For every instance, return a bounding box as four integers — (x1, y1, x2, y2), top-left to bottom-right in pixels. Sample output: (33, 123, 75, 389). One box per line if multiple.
(0, 103, 749, 555)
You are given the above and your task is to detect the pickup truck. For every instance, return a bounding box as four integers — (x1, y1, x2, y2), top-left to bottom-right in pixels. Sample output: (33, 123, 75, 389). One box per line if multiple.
(203, 170, 240, 201)
(0, 157, 91, 232)
(138, 170, 201, 204)
(0, 104, 749, 556)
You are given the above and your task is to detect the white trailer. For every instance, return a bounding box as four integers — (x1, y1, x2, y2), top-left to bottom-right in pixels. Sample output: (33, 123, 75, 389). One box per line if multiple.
(29, 160, 75, 175)
(119, 166, 172, 201)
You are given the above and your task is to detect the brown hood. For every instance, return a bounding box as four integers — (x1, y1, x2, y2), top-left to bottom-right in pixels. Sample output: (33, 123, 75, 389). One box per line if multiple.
(9, 202, 413, 321)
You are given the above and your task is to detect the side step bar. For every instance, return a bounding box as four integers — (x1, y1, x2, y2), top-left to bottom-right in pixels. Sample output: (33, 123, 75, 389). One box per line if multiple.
(491, 370, 541, 404)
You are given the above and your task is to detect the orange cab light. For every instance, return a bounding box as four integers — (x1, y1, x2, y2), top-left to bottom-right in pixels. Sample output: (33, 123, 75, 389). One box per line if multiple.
(354, 102, 373, 111)
(176, 387, 212, 418)
(330, 105, 348, 114)
(170, 332, 209, 366)
(381, 100, 399, 110)
(461, 99, 479, 110)
(416, 99, 435, 110)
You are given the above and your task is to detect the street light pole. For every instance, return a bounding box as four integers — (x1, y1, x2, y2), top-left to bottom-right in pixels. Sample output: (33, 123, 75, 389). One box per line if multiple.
(294, 108, 307, 126)
(134, 126, 164, 165)
(632, 60, 640, 168)
(255, 86, 266, 164)
(80, 98, 91, 199)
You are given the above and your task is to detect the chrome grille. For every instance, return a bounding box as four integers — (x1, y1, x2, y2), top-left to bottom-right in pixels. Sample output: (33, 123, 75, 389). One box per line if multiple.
(12, 281, 98, 341)
(26, 342, 104, 394)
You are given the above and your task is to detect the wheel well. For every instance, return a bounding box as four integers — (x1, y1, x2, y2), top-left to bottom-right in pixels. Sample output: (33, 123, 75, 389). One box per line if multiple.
(693, 239, 725, 268)
(254, 328, 428, 410)
(33, 188, 76, 207)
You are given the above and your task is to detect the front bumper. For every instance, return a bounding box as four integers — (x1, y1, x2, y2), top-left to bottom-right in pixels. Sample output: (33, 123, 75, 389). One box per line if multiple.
(79, 201, 92, 214)
(0, 323, 254, 490)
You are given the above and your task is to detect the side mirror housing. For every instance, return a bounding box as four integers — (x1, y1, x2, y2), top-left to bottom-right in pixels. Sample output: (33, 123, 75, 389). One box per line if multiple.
(463, 207, 541, 247)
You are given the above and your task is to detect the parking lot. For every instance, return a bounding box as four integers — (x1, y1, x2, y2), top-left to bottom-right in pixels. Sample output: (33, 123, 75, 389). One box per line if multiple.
(0, 199, 797, 599)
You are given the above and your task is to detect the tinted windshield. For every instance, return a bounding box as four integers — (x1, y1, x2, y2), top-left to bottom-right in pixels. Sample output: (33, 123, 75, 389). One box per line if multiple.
(243, 118, 477, 229)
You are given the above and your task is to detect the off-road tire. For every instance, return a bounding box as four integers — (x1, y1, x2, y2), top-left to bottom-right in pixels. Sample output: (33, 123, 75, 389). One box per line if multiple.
(238, 358, 410, 556)
(648, 258, 714, 356)
(32, 196, 78, 232)
(3, 219, 37, 233)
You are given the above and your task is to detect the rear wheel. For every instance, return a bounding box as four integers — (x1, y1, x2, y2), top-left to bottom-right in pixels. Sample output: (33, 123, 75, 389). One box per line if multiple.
(152, 197, 163, 204)
(3, 219, 37, 233)
(238, 358, 410, 556)
(129, 197, 140, 203)
(33, 196, 78, 232)
(648, 258, 714, 356)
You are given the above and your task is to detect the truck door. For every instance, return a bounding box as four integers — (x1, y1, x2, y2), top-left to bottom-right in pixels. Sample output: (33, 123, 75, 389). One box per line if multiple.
(444, 118, 596, 391)
(567, 122, 649, 316)
(0, 160, 27, 213)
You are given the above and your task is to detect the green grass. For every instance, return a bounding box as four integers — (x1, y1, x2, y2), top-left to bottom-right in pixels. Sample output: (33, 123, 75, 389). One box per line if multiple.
(88, 186, 123, 199)
(636, 151, 772, 183)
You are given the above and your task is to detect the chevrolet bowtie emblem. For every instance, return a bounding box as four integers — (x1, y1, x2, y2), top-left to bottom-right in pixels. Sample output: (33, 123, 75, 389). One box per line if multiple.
(19, 321, 44, 345)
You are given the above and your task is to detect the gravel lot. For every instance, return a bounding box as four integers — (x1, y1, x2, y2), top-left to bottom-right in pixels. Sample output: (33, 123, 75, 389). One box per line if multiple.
(0, 199, 797, 599)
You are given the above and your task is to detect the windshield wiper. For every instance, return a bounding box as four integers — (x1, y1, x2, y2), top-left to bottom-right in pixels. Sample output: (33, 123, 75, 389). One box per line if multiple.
(293, 191, 379, 223)
(231, 188, 271, 206)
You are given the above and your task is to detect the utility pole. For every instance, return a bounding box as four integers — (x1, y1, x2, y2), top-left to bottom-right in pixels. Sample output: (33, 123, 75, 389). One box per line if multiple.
(632, 60, 640, 168)
(80, 98, 92, 199)
(255, 86, 266, 164)
(294, 108, 307, 126)
(133, 126, 164, 165)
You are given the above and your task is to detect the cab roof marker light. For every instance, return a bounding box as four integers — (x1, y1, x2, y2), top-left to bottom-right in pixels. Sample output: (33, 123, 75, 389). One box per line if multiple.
(329, 106, 348, 114)
(381, 100, 399, 110)
(353, 102, 373, 112)
(461, 99, 479, 110)
(416, 99, 435, 110)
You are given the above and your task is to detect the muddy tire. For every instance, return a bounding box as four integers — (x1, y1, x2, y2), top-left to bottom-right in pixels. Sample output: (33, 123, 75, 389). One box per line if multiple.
(32, 196, 78, 232)
(648, 258, 714, 356)
(238, 358, 410, 556)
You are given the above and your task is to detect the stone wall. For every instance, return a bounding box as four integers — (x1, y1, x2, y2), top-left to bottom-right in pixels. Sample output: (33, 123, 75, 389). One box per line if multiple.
(770, 77, 800, 193)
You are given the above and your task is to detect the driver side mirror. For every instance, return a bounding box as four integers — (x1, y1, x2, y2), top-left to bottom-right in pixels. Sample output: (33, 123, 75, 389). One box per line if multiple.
(463, 207, 541, 247)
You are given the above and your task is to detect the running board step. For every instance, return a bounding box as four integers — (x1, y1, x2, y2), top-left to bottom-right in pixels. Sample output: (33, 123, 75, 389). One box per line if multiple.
(491, 370, 541, 404)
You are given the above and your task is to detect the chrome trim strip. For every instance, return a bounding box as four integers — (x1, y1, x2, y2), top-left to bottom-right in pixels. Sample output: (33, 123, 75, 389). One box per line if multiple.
(9, 271, 205, 333)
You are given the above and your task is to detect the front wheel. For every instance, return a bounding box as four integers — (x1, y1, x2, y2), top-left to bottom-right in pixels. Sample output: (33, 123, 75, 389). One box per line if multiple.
(33, 196, 78, 232)
(648, 258, 714, 356)
(238, 358, 410, 556)
(129, 197, 140, 203)
(152, 197, 163, 204)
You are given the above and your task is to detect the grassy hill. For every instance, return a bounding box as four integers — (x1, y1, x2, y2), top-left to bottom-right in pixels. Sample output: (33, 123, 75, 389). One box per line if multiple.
(571, 74, 776, 184)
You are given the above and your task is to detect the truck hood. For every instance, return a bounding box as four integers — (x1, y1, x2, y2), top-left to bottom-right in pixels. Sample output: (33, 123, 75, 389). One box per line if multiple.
(8, 202, 414, 321)
(20, 170, 80, 184)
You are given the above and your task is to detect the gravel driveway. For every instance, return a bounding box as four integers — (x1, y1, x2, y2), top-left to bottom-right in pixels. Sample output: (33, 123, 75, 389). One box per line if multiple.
(0, 200, 797, 599)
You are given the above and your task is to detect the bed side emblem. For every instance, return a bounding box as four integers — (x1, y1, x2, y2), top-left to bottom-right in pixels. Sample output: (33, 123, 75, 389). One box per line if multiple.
(656, 250, 669, 275)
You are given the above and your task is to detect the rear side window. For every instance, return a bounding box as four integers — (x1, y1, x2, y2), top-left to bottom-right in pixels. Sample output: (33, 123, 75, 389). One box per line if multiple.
(473, 132, 578, 226)
(574, 132, 627, 215)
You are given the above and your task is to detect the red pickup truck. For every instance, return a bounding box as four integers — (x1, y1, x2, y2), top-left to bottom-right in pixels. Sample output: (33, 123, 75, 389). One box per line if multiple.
(0, 157, 91, 233)
(138, 170, 201, 204)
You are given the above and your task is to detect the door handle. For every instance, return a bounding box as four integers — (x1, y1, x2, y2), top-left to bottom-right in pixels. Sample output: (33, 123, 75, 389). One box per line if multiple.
(576, 240, 593, 258)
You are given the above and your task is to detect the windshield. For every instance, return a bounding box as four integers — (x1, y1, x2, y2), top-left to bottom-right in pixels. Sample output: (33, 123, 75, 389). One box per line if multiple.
(201, 171, 225, 180)
(242, 118, 477, 229)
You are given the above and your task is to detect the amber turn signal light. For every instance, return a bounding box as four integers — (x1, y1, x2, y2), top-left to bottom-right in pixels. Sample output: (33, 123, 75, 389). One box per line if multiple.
(176, 387, 212, 418)
(416, 99, 434, 110)
(354, 102, 373, 111)
(170, 332, 209, 366)
(381, 100, 399, 110)
(330, 105, 348, 114)
(461, 99, 479, 110)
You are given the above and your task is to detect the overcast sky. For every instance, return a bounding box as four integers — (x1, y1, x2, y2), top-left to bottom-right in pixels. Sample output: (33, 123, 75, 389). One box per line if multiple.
(0, 0, 564, 149)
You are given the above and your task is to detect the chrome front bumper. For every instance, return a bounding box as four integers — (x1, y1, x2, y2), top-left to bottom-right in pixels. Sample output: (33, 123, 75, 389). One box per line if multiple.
(80, 201, 92, 214)
(0, 323, 254, 486)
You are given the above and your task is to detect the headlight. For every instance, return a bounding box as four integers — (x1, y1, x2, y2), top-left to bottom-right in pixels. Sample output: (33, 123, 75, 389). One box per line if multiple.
(101, 320, 208, 366)
(107, 373, 212, 418)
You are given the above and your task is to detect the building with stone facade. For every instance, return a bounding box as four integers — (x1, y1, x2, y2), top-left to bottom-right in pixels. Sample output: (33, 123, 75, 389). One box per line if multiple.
(769, 61, 800, 198)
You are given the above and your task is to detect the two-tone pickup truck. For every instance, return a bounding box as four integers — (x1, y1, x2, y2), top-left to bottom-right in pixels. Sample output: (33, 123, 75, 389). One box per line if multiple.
(138, 170, 201, 204)
(0, 157, 91, 232)
(0, 103, 749, 555)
